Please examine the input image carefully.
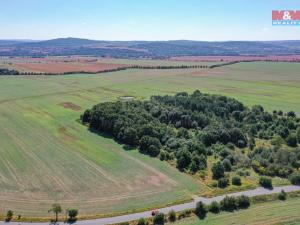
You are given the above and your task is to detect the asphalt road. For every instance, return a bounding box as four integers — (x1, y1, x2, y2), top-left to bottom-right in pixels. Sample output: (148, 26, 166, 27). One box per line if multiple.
(3, 185, 300, 225)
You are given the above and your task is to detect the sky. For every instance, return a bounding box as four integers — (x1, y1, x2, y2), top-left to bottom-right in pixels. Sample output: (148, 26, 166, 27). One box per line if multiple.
(1, 0, 300, 41)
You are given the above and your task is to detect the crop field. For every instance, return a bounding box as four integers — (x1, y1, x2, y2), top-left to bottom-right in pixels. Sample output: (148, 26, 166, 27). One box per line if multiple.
(170, 55, 300, 62)
(173, 197, 300, 225)
(0, 57, 216, 73)
(0, 61, 299, 218)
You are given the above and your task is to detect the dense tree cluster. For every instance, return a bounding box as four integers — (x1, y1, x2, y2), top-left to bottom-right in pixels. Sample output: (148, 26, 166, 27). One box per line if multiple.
(82, 90, 299, 176)
(0, 68, 20, 75)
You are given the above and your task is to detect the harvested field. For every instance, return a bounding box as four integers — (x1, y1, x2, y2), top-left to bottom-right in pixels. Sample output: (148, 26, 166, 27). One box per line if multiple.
(0, 57, 217, 74)
(170, 55, 300, 62)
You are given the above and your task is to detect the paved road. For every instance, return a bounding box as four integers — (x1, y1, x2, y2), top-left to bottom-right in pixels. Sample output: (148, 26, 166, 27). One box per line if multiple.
(3, 185, 300, 225)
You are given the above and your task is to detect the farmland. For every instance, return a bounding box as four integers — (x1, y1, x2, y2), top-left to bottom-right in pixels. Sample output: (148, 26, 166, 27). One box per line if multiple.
(0, 61, 299, 218)
(173, 197, 300, 225)
(0, 57, 215, 74)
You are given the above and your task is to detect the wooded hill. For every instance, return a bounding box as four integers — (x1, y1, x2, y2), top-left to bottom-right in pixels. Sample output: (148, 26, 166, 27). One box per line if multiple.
(82, 91, 300, 180)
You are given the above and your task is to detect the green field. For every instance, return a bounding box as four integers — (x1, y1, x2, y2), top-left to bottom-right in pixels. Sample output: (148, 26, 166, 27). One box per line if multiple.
(173, 198, 300, 225)
(0, 62, 299, 218)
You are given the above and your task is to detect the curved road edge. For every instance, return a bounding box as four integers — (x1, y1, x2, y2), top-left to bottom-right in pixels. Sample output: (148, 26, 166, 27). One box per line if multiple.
(3, 185, 300, 225)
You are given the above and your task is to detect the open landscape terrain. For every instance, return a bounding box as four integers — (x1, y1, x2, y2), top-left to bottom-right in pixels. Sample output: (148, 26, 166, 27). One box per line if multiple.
(2, 1, 300, 224)
(0, 61, 299, 219)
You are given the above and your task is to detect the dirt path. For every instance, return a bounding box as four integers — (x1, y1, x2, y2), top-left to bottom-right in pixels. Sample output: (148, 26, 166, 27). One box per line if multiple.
(2, 185, 300, 225)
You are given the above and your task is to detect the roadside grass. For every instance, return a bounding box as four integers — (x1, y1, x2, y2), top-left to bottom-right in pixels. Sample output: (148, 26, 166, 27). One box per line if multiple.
(0, 62, 299, 218)
(171, 196, 300, 225)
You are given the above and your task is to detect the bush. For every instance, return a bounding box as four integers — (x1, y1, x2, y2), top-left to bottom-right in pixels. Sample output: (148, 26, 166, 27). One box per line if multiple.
(6, 210, 14, 222)
(220, 196, 237, 212)
(237, 195, 250, 209)
(286, 134, 298, 147)
(232, 176, 242, 186)
(209, 201, 220, 214)
(195, 201, 208, 219)
(168, 210, 176, 222)
(259, 176, 273, 189)
(218, 177, 229, 188)
(67, 208, 78, 220)
(222, 159, 232, 171)
(212, 161, 225, 180)
(137, 218, 146, 225)
(177, 210, 191, 220)
(278, 190, 287, 201)
(289, 172, 300, 185)
(153, 212, 165, 225)
(236, 169, 250, 177)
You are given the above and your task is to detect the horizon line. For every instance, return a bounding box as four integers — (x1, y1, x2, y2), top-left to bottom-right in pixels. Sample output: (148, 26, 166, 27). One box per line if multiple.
(1, 37, 300, 42)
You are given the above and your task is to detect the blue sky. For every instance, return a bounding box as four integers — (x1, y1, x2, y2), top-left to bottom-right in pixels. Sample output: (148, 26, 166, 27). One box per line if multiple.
(1, 0, 300, 40)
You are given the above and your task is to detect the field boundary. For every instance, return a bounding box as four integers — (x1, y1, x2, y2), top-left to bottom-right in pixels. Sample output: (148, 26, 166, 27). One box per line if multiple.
(2, 185, 300, 224)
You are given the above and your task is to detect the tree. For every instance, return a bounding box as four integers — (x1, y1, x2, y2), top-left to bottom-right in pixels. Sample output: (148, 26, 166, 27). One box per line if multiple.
(5, 210, 13, 222)
(67, 208, 78, 222)
(212, 161, 225, 179)
(259, 176, 273, 189)
(218, 177, 229, 188)
(168, 210, 176, 222)
(232, 176, 242, 186)
(49, 203, 62, 222)
(153, 212, 165, 225)
(222, 159, 232, 172)
(195, 201, 208, 219)
(220, 196, 237, 211)
(137, 218, 146, 225)
(286, 134, 298, 147)
(289, 172, 300, 185)
(139, 135, 161, 157)
(209, 201, 220, 214)
(236, 195, 250, 209)
(297, 127, 300, 143)
(177, 150, 192, 170)
(278, 190, 287, 201)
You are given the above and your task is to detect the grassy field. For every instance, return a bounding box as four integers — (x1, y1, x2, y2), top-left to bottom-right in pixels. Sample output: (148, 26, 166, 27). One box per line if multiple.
(0, 61, 299, 218)
(173, 197, 300, 225)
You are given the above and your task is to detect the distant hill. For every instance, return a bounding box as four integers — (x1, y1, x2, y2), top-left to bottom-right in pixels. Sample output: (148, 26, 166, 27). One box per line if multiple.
(0, 37, 299, 58)
(21, 37, 107, 47)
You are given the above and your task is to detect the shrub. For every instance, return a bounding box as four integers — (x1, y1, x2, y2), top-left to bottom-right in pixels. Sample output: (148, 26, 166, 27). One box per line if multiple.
(237, 195, 250, 209)
(286, 134, 298, 147)
(212, 161, 225, 179)
(67, 208, 78, 220)
(168, 210, 176, 222)
(236, 169, 250, 177)
(222, 159, 232, 172)
(289, 172, 300, 185)
(278, 190, 287, 201)
(209, 201, 220, 214)
(218, 177, 229, 188)
(195, 201, 208, 219)
(137, 218, 146, 225)
(153, 212, 165, 225)
(232, 176, 242, 186)
(220, 196, 237, 212)
(5, 210, 14, 222)
(259, 176, 273, 189)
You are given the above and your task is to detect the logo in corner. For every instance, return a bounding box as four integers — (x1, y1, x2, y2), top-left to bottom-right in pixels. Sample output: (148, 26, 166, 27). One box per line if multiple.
(272, 10, 300, 26)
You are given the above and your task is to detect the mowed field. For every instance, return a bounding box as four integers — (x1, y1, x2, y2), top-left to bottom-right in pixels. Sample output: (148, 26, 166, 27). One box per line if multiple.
(0, 61, 299, 218)
(0, 57, 215, 73)
(173, 198, 300, 225)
